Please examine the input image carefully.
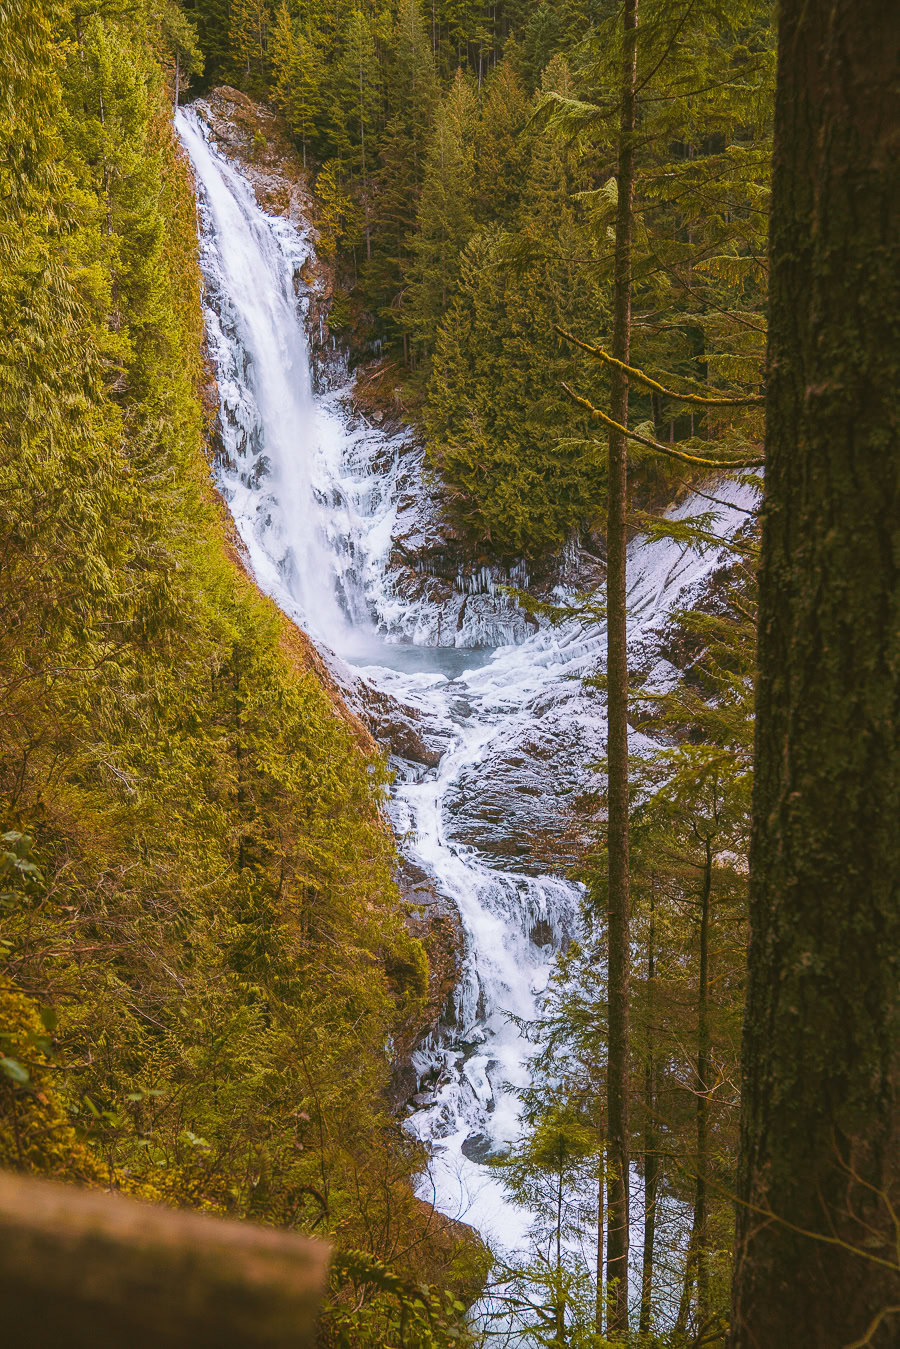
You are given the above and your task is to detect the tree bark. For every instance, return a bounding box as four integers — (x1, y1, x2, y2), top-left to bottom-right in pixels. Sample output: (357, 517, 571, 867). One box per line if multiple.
(640, 887, 658, 1335)
(605, 0, 638, 1334)
(696, 838, 711, 1324)
(731, 2, 900, 1345)
(556, 1158, 565, 1345)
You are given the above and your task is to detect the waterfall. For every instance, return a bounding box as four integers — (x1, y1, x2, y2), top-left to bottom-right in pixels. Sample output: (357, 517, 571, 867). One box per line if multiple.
(177, 105, 759, 1303)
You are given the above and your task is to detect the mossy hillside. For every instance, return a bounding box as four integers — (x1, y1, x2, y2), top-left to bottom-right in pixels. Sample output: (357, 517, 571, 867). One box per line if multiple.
(0, 2, 484, 1334)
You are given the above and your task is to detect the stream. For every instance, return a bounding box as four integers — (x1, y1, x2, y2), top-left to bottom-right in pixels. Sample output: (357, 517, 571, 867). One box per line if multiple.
(177, 106, 756, 1295)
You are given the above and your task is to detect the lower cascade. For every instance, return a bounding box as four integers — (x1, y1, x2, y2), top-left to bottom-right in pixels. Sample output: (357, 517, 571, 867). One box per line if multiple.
(178, 104, 756, 1299)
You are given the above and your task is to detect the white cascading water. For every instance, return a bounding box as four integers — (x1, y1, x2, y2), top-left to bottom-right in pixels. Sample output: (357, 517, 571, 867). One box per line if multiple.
(177, 107, 758, 1297)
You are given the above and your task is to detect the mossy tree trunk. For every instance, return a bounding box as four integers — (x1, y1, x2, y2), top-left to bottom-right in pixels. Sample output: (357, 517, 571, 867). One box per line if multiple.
(596, 1149, 605, 1337)
(731, 2, 900, 1345)
(605, 0, 638, 1334)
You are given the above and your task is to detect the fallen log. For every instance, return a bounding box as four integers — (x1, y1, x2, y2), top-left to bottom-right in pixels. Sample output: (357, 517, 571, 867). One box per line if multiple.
(0, 1170, 331, 1348)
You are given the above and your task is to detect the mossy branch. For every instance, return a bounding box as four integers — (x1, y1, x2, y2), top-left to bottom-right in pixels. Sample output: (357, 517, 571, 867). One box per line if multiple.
(555, 325, 764, 406)
(561, 383, 766, 468)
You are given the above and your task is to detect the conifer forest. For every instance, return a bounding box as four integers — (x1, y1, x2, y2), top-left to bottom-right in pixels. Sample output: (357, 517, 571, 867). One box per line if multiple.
(1, 1, 897, 1346)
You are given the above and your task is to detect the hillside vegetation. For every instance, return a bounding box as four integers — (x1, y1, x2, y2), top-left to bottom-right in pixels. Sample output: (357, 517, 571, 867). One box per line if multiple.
(0, 4, 484, 1341)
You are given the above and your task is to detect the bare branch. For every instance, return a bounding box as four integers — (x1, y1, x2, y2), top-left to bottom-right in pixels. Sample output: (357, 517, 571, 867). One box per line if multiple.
(555, 326, 764, 404)
(842, 1305, 900, 1349)
(561, 383, 766, 467)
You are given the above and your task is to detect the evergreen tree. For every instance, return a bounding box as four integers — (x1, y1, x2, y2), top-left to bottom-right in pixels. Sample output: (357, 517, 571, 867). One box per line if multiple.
(421, 51, 613, 557)
(326, 4, 385, 261)
(406, 69, 477, 356)
(732, 1, 900, 1344)
(229, 0, 272, 90)
(269, 0, 324, 166)
(423, 191, 603, 556)
(602, 1, 639, 1327)
(363, 0, 439, 349)
(315, 159, 364, 260)
(184, 0, 233, 87)
(502, 532, 758, 1338)
(490, 1106, 601, 1347)
(473, 48, 529, 223)
(328, 5, 383, 178)
(516, 0, 595, 90)
(438, 0, 479, 69)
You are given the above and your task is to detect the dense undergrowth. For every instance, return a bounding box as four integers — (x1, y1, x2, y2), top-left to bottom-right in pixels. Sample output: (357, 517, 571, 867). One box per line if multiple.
(0, 3, 486, 1338)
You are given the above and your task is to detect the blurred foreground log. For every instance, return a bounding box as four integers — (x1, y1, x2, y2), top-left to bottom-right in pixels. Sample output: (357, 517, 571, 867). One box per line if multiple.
(0, 1170, 331, 1348)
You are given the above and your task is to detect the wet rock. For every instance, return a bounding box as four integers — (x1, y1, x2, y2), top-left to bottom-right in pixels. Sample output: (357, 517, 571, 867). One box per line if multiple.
(245, 454, 270, 489)
(442, 705, 605, 871)
(398, 857, 446, 908)
(386, 858, 466, 1112)
(385, 718, 442, 766)
(530, 919, 554, 947)
(351, 681, 447, 766)
(390, 1059, 418, 1110)
(419, 1063, 448, 1091)
(461, 1132, 507, 1165)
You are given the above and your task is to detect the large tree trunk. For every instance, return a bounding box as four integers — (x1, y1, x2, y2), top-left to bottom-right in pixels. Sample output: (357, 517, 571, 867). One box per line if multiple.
(731, 2, 900, 1345)
(695, 839, 711, 1325)
(605, 0, 638, 1334)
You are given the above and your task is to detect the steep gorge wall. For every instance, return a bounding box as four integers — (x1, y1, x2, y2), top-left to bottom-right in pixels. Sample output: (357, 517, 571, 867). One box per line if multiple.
(1, 11, 485, 1331)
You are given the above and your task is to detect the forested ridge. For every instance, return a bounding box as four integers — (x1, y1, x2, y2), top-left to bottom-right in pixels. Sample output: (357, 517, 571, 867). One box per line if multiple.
(188, 0, 772, 559)
(1, 1, 898, 1347)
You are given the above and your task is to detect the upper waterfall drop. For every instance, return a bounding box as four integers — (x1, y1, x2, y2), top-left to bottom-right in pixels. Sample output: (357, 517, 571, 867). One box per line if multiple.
(177, 108, 354, 650)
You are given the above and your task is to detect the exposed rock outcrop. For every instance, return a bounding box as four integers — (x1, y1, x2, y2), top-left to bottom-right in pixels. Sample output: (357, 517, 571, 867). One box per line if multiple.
(350, 680, 449, 768)
(389, 858, 465, 1111)
(189, 88, 339, 385)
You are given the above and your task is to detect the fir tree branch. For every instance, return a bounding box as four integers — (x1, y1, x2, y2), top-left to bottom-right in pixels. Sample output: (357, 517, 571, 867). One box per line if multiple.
(631, 0, 701, 103)
(555, 326, 764, 405)
(649, 259, 768, 333)
(561, 383, 766, 467)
